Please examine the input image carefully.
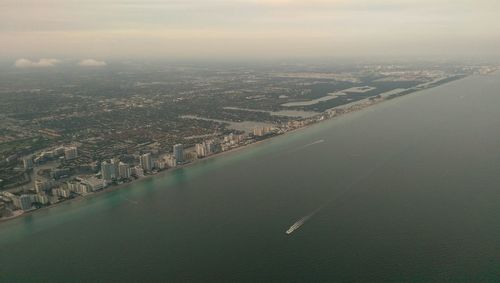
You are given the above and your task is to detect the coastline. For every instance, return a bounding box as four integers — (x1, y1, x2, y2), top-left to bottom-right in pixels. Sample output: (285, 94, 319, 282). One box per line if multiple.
(0, 73, 472, 224)
(0, 129, 287, 224)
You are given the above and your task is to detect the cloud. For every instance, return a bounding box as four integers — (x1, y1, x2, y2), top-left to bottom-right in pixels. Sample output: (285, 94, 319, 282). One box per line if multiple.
(78, 59, 107, 67)
(14, 58, 61, 68)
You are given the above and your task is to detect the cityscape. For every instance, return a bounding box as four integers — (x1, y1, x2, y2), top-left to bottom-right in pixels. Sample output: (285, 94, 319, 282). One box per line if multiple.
(0, 62, 496, 220)
(2, 0, 500, 282)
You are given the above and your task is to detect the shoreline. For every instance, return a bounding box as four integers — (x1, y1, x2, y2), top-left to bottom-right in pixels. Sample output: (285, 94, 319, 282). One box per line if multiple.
(0, 74, 471, 224)
(0, 128, 290, 224)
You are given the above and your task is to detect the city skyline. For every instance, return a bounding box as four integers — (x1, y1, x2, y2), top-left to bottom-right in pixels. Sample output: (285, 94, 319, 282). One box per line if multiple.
(2, 1, 500, 281)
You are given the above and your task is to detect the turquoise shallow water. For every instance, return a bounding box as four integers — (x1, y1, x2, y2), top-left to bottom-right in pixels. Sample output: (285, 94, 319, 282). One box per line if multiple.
(2, 73, 500, 282)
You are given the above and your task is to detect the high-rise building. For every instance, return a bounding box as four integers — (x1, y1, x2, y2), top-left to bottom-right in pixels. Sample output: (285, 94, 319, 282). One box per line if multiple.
(154, 160, 165, 170)
(64, 146, 78, 160)
(51, 188, 66, 198)
(101, 161, 114, 182)
(34, 193, 50, 205)
(253, 127, 265, 137)
(13, 194, 33, 211)
(195, 143, 207, 158)
(34, 179, 56, 193)
(118, 162, 130, 179)
(66, 181, 79, 192)
(173, 144, 184, 164)
(196, 140, 220, 158)
(164, 155, 177, 168)
(140, 153, 153, 172)
(206, 140, 221, 154)
(77, 183, 92, 194)
(110, 158, 120, 179)
(205, 141, 214, 155)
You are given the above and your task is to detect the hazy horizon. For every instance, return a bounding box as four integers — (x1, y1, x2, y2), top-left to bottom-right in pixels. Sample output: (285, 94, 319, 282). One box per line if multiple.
(3, 3, 500, 282)
(1, 0, 500, 63)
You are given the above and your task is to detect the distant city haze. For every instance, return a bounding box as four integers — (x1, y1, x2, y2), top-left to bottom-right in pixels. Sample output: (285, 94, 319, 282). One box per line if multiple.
(1, 0, 499, 60)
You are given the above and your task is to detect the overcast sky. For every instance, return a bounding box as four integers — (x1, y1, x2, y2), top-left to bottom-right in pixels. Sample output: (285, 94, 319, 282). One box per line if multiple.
(1, 0, 499, 60)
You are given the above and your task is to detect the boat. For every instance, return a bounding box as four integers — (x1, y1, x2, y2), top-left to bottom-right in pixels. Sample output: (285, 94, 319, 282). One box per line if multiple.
(285, 216, 309, 235)
(286, 206, 324, 235)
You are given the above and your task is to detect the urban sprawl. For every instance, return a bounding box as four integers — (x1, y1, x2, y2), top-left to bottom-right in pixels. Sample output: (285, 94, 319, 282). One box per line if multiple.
(0, 62, 496, 221)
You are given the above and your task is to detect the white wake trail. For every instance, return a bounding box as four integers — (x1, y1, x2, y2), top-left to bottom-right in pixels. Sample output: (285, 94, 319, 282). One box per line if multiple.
(285, 145, 411, 235)
(289, 139, 325, 153)
(285, 206, 324, 235)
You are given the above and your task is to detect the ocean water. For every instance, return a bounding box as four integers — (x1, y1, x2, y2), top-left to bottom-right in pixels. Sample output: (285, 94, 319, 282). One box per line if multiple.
(2, 73, 500, 282)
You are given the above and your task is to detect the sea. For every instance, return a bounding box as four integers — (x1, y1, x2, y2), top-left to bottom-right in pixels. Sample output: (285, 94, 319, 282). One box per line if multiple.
(1, 72, 500, 282)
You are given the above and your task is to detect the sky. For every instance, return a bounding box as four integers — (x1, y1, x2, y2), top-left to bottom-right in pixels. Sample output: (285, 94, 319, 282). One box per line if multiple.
(1, 0, 499, 61)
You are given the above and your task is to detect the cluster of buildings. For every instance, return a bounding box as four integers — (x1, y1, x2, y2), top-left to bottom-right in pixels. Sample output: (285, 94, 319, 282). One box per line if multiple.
(1, 192, 36, 212)
(0, 174, 109, 217)
(101, 158, 132, 182)
(253, 126, 274, 137)
(1, 122, 314, 219)
(1, 113, 339, 219)
(29, 145, 78, 165)
(194, 133, 254, 158)
(195, 139, 224, 158)
(1, 122, 308, 219)
(99, 144, 186, 185)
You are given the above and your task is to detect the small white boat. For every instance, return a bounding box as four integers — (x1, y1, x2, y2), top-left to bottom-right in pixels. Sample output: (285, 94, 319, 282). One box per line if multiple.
(285, 216, 309, 235)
